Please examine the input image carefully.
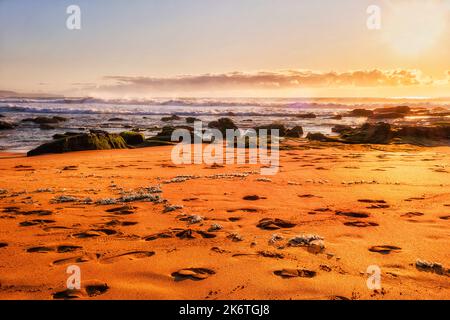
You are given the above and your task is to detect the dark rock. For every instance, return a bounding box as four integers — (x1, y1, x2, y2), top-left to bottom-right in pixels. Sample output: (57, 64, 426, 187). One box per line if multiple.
(186, 117, 200, 124)
(331, 115, 343, 120)
(255, 123, 287, 136)
(331, 124, 352, 134)
(22, 116, 67, 124)
(0, 114, 4, 117)
(296, 113, 316, 119)
(0, 120, 16, 130)
(370, 112, 406, 119)
(39, 124, 56, 130)
(161, 114, 181, 122)
(119, 131, 145, 145)
(208, 118, 237, 134)
(340, 123, 392, 144)
(374, 106, 411, 114)
(27, 132, 128, 156)
(306, 132, 337, 142)
(108, 117, 125, 122)
(285, 126, 304, 138)
(393, 125, 450, 146)
(346, 109, 374, 117)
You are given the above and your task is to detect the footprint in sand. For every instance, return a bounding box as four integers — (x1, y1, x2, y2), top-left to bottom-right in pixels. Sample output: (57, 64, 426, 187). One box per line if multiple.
(72, 228, 118, 238)
(53, 281, 109, 299)
(343, 221, 379, 228)
(227, 208, 258, 213)
(336, 211, 370, 218)
(401, 212, 424, 218)
(104, 219, 138, 227)
(105, 205, 136, 215)
(0, 242, 8, 248)
(27, 245, 82, 254)
(171, 268, 215, 281)
(368, 245, 401, 255)
(358, 199, 387, 204)
(243, 195, 266, 201)
(100, 251, 155, 264)
(439, 215, 450, 220)
(19, 219, 56, 227)
(51, 253, 100, 266)
(257, 218, 296, 230)
(274, 269, 317, 279)
(143, 228, 216, 241)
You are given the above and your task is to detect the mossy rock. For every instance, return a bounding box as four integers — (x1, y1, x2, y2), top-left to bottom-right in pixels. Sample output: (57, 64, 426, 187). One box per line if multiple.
(27, 133, 128, 156)
(120, 131, 145, 145)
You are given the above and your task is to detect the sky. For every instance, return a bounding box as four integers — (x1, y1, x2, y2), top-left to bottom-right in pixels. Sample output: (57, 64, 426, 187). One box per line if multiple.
(0, 0, 449, 98)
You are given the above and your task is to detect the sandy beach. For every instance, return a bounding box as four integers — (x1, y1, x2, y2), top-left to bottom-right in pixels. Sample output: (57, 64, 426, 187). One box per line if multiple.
(0, 141, 449, 300)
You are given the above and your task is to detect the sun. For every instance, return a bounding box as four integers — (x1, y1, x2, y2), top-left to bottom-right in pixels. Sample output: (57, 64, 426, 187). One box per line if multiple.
(382, 0, 448, 56)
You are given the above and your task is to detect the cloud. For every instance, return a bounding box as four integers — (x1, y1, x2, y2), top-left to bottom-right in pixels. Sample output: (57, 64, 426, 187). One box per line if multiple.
(85, 69, 445, 97)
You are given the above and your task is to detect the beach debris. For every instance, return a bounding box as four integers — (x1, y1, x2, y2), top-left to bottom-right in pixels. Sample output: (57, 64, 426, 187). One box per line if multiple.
(269, 234, 284, 245)
(95, 198, 117, 205)
(227, 233, 243, 242)
(208, 223, 223, 232)
(163, 204, 183, 213)
(256, 177, 272, 182)
(34, 188, 54, 193)
(51, 195, 78, 203)
(274, 268, 317, 279)
(179, 214, 203, 224)
(288, 234, 325, 254)
(118, 192, 160, 203)
(415, 259, 449, 276)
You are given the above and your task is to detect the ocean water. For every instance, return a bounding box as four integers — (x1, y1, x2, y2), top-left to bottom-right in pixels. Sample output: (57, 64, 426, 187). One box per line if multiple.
(0, 97, 449, 152)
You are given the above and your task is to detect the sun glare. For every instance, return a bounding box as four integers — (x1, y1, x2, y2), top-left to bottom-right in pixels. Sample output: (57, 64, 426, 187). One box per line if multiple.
(383, 1, 448, 56)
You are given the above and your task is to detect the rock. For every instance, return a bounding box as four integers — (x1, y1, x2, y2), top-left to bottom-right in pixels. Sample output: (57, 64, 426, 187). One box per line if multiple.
(52, 132, 82, 140)
(0, 120, 17, 130)
(119, 131, 145, 145)
(254, 123, 287, 136)
(27, 132, 128, 156)
(39, 124, 56, 130)
(186, 117, 200, 124)
(22, 116, 67, 124)
(331, 124, 352, 134)
(346, 109, 374, 117)
(296, 113, 316, 119)
(306, 132, 337, 142)
(374, 106, 411, 114)
(339, 123, 392, 144)
(393, 125, 450, 146)
(108, 117, 125, 122)
(331, 114, 343, 120)
(0, 114, 4, 117)
(161, 114, 181, 122)
(370, 112, 406, 119)
(285, 126, 304, 138)
(208, 118, 237, 134)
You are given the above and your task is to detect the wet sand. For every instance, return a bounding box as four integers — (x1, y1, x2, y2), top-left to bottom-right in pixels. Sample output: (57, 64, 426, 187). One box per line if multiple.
(0, 142, 449, 300)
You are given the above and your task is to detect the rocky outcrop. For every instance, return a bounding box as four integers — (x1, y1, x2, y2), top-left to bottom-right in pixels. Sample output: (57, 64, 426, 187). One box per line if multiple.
(161, 115, 181, 122)
(285, 126, 304, 138)
(339, 123, 392, 144)
(345, 109, 374, 117)
(306, 132, 338, 142)
(254, 124, 287, 136)
(331, 124, 352, 134)
(0, 120, 17, 130)
(186, 117, 200, 124)
(296, 113, 316, 119)
(27, 132, 128, 156)
(22, 116, 67, 124)
(119, 131, 145, 145)
(208, 118, 237, 134)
